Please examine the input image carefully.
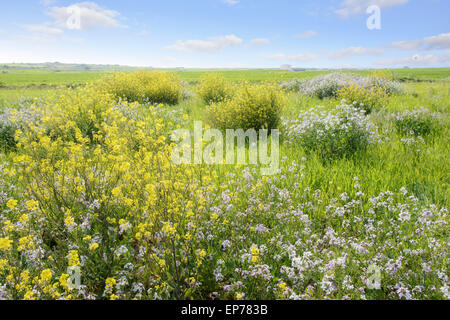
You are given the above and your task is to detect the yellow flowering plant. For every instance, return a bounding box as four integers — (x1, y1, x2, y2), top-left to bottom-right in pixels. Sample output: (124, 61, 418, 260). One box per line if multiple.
(207, 82, 286, 130)
(197, 73, 234, 104)
(337, 83, 387, 114)
(98, 71, 182, 105)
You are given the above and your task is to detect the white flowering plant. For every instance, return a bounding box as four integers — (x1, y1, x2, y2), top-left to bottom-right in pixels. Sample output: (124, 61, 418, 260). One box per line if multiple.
(281, 73, 403, 99)
(393, 108, 442, 137)
(284, 104, 379, 159)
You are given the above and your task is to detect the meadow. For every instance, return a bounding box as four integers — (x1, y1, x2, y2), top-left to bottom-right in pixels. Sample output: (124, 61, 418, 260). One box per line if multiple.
(0, 67, 448, 300)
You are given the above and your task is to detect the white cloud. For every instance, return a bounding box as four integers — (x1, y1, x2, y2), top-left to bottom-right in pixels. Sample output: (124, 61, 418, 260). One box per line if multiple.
(165, 35, 243, 53)
(15, 24, 66, 43)
(47, 2, 124, 30)
(391, 40, 422, 50)
(268, 53, 317, 62)
(392, 33, 450, 51)
(294, 30, 318, 39)
(374, 53, 450, 66)
(251, 38, 270, 45)
(16, 25, 85, 44)
(335, 0, 408, 18)
(22, 24, 64, 36)
(331, 46, 385, 59)
(222, 0, 239, 5)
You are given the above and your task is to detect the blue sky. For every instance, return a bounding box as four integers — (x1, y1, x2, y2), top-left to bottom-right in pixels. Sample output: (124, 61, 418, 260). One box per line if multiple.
(0, 0, 449, 68)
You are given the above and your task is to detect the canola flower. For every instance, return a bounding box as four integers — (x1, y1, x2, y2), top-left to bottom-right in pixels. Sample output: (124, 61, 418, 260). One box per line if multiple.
(207, 82, 286, 130)
(6, 199, 17, 210)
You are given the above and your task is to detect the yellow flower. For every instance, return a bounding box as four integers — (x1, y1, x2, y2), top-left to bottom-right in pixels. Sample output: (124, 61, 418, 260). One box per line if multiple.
(26, 200, 39, 211)
(110, 294, 118, 300)
(64, 215, 75, 228)
(40, 269, 53, 282)
(59, 273, 69, 289)
(19, 214, 30, 223)
(0, 237, 12, 251)
(278, 282, 287, 291)
(0, 259, 7, 271)
(89, 243, 99, 251)
(105, 277, 116, 292)
(197, 249, 207, 259)
(68, 250, 80, 266)
(162, 222, 176, 236)
(250, 246, 260, 264)
(111, 187, 121, 197)
(235, 293, 244, 300)
(24, 290, 36, 300)
(6, 199, 18, 210)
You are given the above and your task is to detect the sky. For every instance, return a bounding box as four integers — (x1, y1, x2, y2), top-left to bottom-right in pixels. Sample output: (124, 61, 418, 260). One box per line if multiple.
(0, 0, 449, 68)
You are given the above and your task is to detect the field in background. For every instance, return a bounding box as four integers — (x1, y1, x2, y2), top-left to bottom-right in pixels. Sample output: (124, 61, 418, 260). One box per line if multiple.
(1, 65, 449, 108)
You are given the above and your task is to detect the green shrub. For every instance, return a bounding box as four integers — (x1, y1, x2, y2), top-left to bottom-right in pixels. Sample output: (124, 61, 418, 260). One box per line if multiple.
(284, 104, 379, 159)
(197, 74, 234, 104)
(337, 84, 387, 114)
(99, 71, 182, 105)
(0, 117, 17, 151)
(207, 82, 286, 130)
(282, 73, 403, 99)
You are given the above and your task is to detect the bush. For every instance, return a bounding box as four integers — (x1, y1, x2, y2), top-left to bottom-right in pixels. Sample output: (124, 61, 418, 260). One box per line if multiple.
(282, 72, 403, 99)
(284, 104, 379, 159)
(393, 108, 441, 137)
(369, 76, 403, 96)
(207, 82, 286, 130)
(100, 71, 182, 105)
(197, 74, 234, 104)
(337, 84, 387, 114)
(41, 85, 115, 143)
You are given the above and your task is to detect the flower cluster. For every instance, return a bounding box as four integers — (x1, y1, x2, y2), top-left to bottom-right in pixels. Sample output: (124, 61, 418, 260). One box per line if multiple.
(281, 73, 402, 99)
(337, 84, 387, 114)
(393, 108, 442, 137)
(283, 104, 379, 159)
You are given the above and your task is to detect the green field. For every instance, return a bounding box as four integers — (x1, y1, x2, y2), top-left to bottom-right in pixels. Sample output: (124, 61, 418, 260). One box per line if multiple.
(1, 66, 449, 86)
(1, 65, 449, 109)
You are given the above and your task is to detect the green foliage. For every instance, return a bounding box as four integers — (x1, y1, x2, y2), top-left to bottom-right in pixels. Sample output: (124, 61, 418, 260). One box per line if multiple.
(207, 82, 286, 130)
(197, 74, 234, 103)
(393, 108, 441, 136)
(99, 71, 182, 105)
(337, 84, 387, 114)
(285, 105, 379, 159)
(0, 117, 17, 151)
